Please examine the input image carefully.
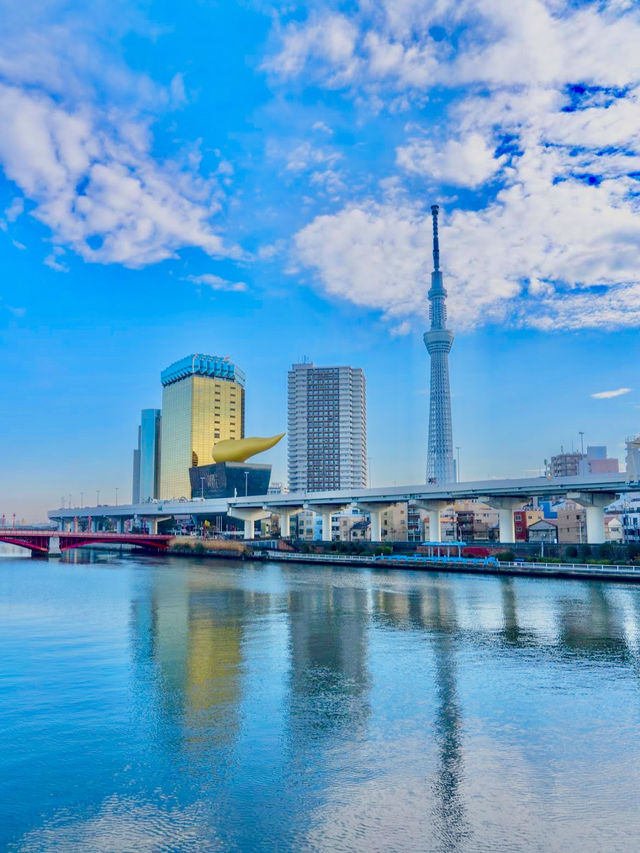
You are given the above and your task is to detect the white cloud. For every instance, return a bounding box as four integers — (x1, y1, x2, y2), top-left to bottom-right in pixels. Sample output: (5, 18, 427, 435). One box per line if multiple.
(311, 120, 333, 135)
(185, 273, 247, 292)
(43, 247, 68, 272)
(266, 1, 640, 93)
(591, 388, 631, 399)
(284, 141, 341, 173)
(396, 133, 506, 187)
(5, 196, 24, 221)
(293, 174, 640, 331)
(0, 5, 237, 269)
(276, 1, 640, 331)
(264, 13, 359, 83)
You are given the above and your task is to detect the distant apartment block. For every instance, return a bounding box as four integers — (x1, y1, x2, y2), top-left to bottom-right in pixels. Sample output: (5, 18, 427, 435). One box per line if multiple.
(549, 445, 619, 477)
(287, 362, 367, 492)
(549, 451, 584, 477)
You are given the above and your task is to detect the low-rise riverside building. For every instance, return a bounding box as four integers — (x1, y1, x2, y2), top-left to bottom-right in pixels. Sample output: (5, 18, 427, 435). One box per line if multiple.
(528, 519, 559, 543)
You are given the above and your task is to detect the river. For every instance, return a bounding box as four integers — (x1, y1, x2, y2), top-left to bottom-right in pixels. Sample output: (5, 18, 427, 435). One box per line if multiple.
(2, 550, 640, 852)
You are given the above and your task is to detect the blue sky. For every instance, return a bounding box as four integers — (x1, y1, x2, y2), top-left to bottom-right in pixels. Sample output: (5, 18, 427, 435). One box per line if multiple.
(2, 0, 640, 520)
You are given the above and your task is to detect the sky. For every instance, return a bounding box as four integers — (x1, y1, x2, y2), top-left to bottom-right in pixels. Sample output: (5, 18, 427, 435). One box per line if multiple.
(2, 0, 640, 521)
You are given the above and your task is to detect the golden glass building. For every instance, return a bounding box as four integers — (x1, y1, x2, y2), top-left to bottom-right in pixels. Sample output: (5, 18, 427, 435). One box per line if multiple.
(159, 354, 245, 499)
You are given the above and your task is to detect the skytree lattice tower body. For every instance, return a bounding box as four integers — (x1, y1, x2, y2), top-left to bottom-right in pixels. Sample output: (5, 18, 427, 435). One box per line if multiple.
(424, 204, 455, 484)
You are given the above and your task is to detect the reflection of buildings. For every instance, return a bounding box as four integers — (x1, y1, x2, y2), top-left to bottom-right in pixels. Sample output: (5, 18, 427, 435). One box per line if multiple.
(129, 571, 248, 748)
(159, 354, 246, 500)
(287, 585, 370, 736)
(558, 586, 628, 660)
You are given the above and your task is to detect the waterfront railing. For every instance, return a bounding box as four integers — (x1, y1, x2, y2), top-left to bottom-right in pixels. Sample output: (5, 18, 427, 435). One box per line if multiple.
(263, 550, 640, 580)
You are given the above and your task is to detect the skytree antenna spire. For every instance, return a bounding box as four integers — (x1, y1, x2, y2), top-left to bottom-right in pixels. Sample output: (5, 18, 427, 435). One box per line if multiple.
(424, 204, 455, 484)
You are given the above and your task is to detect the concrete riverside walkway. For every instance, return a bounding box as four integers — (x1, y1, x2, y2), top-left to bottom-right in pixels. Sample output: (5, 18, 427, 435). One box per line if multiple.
(257, 550, 640, 583)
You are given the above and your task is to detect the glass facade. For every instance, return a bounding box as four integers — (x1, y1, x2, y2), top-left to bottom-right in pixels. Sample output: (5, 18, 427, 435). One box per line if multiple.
(189, 462, 271, 499)
(159, 354, 245, 500)
(139, 409, 161, 502)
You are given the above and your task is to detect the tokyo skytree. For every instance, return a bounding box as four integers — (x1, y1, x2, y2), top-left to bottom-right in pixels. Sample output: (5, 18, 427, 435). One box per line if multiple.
(424, 204, 455, 484)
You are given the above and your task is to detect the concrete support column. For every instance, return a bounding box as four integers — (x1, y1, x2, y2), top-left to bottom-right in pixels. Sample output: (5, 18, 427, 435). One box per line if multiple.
(497, 508, 515, 544)
(116, 518, 124, 533)
(320, 511, 332, 542)
(277, 511, 291, 539)
(306, 505, 349, 542)
(585, 506, 605, 545)
(414, 500, 451, 542)
(428, 510, 441, 541)
(356, 503, 397, 542)
(146, 518, 159, 534)
(482, 497, 528, 544)
(276, 509, 300, 539)
(370, 509, 382, 542)
(568, 492, 617, 545)
(227, 507, 271, 540)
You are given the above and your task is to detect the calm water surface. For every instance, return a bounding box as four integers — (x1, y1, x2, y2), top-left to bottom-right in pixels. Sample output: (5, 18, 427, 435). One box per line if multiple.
(2, 550, 640, 852)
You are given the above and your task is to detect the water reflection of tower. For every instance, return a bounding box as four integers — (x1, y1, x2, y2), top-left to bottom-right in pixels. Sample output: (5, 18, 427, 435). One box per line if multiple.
(375, 581, 469, 851)
(286, 584, 370, 738)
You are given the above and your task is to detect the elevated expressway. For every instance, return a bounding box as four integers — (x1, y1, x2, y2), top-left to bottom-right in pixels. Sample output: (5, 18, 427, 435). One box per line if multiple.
(48, 473, 637, 545)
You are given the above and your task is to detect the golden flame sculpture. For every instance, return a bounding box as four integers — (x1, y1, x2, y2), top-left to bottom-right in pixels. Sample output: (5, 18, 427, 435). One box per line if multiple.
(212, 433, 285, 463)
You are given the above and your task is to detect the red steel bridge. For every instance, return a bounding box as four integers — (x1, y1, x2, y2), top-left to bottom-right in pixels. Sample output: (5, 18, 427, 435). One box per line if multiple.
(0, 530, 172, 556)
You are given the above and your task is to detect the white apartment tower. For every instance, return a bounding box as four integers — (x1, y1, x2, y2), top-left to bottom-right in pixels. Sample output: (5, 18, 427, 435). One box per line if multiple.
(287, 362, 367, 493)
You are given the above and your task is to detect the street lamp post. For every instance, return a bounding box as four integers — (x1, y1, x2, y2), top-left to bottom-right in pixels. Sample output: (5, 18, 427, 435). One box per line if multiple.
(244, 471, 249, 497)
(200, 476, 205, 499)
(456, 446, 461, 482)
(115, 488, 119, 507)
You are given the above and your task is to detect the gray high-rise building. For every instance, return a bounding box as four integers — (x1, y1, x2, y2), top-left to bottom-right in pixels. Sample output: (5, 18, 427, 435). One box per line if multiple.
(132, 408, 161, 503)
(424, 204, 455, 484)
(287, 362, 367, 493)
